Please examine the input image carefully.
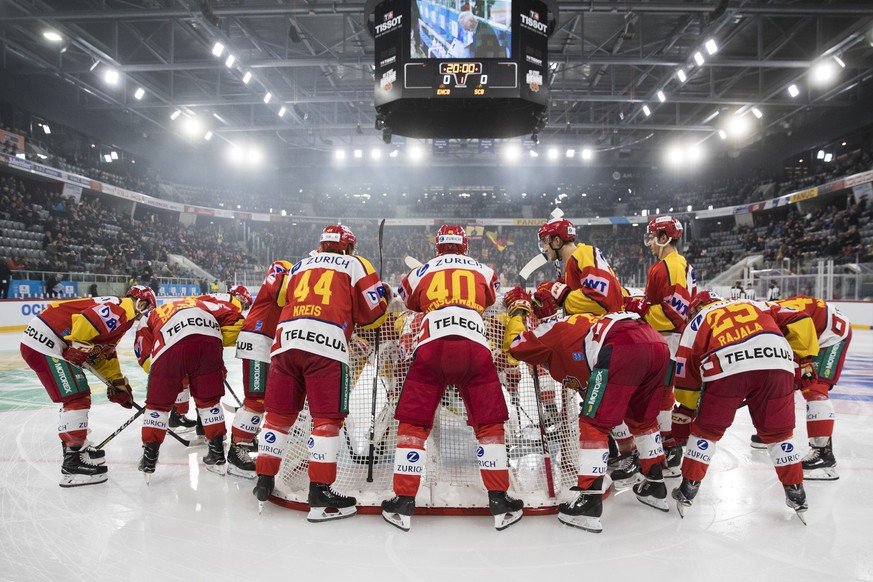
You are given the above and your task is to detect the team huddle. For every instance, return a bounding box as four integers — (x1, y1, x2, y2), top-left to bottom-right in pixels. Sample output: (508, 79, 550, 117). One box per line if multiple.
(19, 216, 851, 531)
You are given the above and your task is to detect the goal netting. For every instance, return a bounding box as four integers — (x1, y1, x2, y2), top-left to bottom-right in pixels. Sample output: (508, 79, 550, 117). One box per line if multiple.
(271, 301, 584, 513)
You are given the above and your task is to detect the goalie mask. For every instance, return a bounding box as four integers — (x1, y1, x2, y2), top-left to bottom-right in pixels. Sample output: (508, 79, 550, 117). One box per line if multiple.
(435, 225, 468, 255)
(646, 215, 683, 246)
(229, 285, 252, 310)
(320, 224, 356, 254)
(126, 285, 156, 316)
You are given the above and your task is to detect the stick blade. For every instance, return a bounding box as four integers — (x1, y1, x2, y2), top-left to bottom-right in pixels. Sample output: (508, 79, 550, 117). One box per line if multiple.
(518, 252, 550, 283)
(404, 256, 423, 270)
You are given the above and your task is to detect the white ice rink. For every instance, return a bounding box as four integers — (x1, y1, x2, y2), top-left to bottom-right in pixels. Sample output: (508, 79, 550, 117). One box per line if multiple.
(1, 328, 873, 582)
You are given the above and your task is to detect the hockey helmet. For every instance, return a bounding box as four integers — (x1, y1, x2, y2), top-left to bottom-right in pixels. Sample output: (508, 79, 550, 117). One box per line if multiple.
(320, 224, 356, 254)
(229, 285, 252, 310)
(538, 218, 576, 247)
(646, 215, 683, 243)
(687, 290, 724, 320)
(126, 285, 156, 315)
(435, 225, 468, 255)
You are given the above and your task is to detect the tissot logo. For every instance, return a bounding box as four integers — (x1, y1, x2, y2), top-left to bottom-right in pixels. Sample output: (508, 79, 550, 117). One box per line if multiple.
(375, 13, 402, 35)
(520, 12, 548, 34)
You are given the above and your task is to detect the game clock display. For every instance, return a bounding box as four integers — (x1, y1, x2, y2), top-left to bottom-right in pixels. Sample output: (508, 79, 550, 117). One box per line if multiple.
(404, 61, 518, 97)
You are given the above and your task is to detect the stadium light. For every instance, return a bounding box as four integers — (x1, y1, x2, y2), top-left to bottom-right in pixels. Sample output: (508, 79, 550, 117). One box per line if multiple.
(170, 109, 182, 120)
(182, 116, 202, 137)
(657, 90, 666, 103)
(204, 131, 213, 141)
(812, 61, 837, 85)
(705, 39, 718, 55)
(242, 71, 252, 84)
(110, 151, 118, 160)
(529, 149, 539, 158)
(409, 145, 424, 161)
(751, 107, 763, 119)
(677, 69, 687, 82)
(565, 149, 575, 158)
(371, 149, 382, 160)
(788, 84, 800, 97)
(263, 92, 272, 104)
(503, 144, 521, 161)
(334, 149, 346, 160)
(726, 111, 751, 137)
(278, 106, 287, 117)
(247, 148, 263, 165)
(225, 54, 236, 68)
(103, 154, 112, 163)
(104, 69, 119, 85)
(389, 149, 399, 158)
(134, 87, 145, 100)
(212, 42, 225, 57)
(43, 31, 63, 43)
(581, 148, 593, 160)
(547, 148, 559, 160)
(642, 105, 651, 117)
(42, 124, 51, 135)
(817, 149, 825, 160)
(824, 153, 833, 163)
(693, 51, 705, 66)
(833, 55, 846, 68)
(718, 129, 728, 140)
(353, 149, 363, 158)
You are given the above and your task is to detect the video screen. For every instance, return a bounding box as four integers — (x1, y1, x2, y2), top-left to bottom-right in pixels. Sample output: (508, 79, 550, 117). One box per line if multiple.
(410, 0, 512, 59)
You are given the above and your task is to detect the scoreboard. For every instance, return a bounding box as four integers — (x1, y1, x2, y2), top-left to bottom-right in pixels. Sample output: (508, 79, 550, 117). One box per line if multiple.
(370, 0, 554, 139)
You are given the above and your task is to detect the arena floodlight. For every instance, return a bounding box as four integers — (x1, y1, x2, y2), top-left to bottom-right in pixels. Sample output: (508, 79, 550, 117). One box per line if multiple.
(642, 105, 651, 117)
(693, 51, 705, 66)
(677, 69, 687, 82)
(263, 92, 272, 104)
(335, 149, 346, 160)
(278, 106, 287, 117)
(247, 148, 263, 165)
(718, 129, 727, 140)
(104, 69, 119, 85)
(134, 87, 145, 100)
(43, 31, 63, 43)
(170, 109, 182, 120)
(353, 149, 363, 158)
(103, 154, 112, 163)
(788, 84, 800, 97)
(817, 149, 825, 160)
(242, 71, 252, 84)
(727, 112, 750, 137)
(547, 148, 559, 160)
(371, 149, 382, 160)
(225, 54, 236, 68)
(204, 131, 213, 141)
(409, 145, 424, 161)
(751, 107, 763, 119)
(581, 148, 593, 160)
(529, 149, 539, 158)
(824, 153, 833, 162)
(812, 61, 836, 85)
(42, 124, 51, 135)
(665, 145, 683, 168)
(212, 42, 225, 57)
(833, 55, 846, 68)
(657, 90, 666, 103)
(705, 39, 718, 55)
(110, 151, 118, 160)
(565, 149, 575, 158)
(182, 116, 202, 137)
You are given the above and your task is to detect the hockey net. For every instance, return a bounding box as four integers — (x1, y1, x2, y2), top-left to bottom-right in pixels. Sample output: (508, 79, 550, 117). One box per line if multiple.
(271, 300, 584, 514)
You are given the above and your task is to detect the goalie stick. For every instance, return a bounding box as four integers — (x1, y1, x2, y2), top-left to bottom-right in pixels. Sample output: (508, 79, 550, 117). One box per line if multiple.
(366, 218, 386, 482)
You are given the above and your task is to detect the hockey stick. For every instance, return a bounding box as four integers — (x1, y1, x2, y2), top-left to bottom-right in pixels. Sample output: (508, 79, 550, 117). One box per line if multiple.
(95, 406, 145, 449)
(531, 368, 557, 498)
(366, 218, 386, 482)
(84, 364, 191, 448)
(222, 379, 242, 413)
(404, 255, 423, 270)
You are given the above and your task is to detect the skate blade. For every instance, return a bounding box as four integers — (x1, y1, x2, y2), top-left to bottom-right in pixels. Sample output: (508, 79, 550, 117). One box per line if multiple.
(494, 510, 523, 531)
(675, 499, 691, 518)
(795, 509, 807, 525)
(204, 462, 227, 476)
(258, 501, 266, 515)
(382, 511, 411, 532)
(636, 494, 670, 512)
(662, 466, 682, 479)
(750, 442, 768, 450)
(558, 513, 602, 533)
(227, 465, 257, 480)
(803, 468, 839, 481)
(307, 506, 357, 523)
(612, 473, 645, 492)
(59, 473, 108, 488)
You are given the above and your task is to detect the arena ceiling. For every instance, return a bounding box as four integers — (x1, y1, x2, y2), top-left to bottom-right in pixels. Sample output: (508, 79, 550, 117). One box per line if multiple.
(1, 0, 873, 170)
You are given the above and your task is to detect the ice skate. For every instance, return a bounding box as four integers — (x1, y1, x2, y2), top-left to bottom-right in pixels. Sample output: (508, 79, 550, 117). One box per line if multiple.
(188, 414, 207, 446)
(671, 478, 700, 518)
(237, 437, 258, 454)
(60, 445, 108, 488)
(608, 451, 643, 490)
(802, 439, 839, 481)
(253, 474, 275, 514)
(662, 444, 683, 478)
(307, 482, 357, 522)
(63, 442, 105, 466)
(633, 464, 669, 512)
(202, 435, 227, 476)
(227, 442, 256, 479)
(558, 478, 604, 533)
(749, 434, 767, 450)
(784, 484, 808, 525)
(381, 495, 415, 531)
(168, 406, 197, 433)
(137, 442, 160, 485)
(488, 490, 524, 531)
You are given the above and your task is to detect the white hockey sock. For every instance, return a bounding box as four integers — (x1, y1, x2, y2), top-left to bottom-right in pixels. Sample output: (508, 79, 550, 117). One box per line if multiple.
(197, 405, 226, 433)
(58, 407, 89, 441)
(232, 406, 263, 442)
(175, 387, 191, 406)
(633, 430, 665, 462)
(657, 410, 673, 434)
(577, 446, 609, 480)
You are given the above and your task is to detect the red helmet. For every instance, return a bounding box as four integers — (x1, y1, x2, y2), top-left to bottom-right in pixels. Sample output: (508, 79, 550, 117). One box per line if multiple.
(126, 285, 156, 313)
(229, 285, 252, 310)
(647, 215, 683, 241)
(538, 218, 576, 243)
(320, 224, 356, 254)
(687, 290, 724, 319)
(435, 225, 468, 255)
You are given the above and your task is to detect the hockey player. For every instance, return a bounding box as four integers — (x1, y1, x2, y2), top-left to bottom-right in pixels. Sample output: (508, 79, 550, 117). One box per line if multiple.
(502, 285, 671, 533)
(751, 295, 852, 480)
(19, 286, 156, 487)
(380, 225, 523, 532)
(535, 216, 624, 316)
(252, 224, 390, 521)
(670, 291, 814, 523)
(624, 215, 697, 477)
(134, 294, 245, 481)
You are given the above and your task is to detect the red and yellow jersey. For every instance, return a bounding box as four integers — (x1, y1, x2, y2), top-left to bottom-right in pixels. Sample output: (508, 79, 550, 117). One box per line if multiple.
(776, 296, 850, 349)
(563, 244, 624, 315)
(673, 299, 796, 410)
(236, 260, 294, 363)
(271, 252, 389, 365)
(644, 250, 697, 334)
(135, 296, 244, 371)
(399, 253, 499, 351)
(20, 296, 140, 381)
(505, 311, 641, 388)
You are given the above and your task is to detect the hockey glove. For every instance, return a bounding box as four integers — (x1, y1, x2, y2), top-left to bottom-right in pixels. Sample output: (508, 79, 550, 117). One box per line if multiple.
(107, 377, 134, 409)
(502, 286, 532, 317)
(670, 405, 695, 445)
(623, 296, 650, 318)
(531, 288, 559, 320)
(537, 280, 569, 307)
(61, 341, 95, 367)
(379, 283, 393, 301)
(795, 357, 818, 389)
